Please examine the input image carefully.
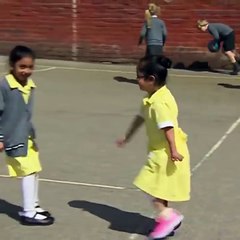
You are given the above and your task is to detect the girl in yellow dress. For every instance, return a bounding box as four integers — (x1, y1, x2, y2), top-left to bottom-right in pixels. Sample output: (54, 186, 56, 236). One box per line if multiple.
(0, 45, 54, 225)
(117, 56, 191, 239)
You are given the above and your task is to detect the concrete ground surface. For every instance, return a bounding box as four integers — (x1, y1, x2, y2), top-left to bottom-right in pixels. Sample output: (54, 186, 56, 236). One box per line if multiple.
(0, 59, 239, 240)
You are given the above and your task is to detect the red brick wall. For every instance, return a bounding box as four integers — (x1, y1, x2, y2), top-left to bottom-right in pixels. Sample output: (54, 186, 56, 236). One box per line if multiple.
(0, 0, 240, 67)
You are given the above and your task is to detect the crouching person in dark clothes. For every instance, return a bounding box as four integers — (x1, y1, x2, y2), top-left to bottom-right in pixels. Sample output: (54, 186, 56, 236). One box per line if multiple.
(197, 19, 240, 75)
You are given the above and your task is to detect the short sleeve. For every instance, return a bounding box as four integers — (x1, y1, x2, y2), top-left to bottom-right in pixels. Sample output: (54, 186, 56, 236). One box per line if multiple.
(153, 102, 174, 129)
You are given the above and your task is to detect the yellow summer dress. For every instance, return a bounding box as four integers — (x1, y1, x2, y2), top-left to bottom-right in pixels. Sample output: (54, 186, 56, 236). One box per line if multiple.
(134, 86, 191, 201)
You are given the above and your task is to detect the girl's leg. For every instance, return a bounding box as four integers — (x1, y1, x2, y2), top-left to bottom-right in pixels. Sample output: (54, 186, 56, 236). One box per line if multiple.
(21, 173, 47, 220)
(148, 198, 183, 239)
(22, 173, 35, 217)
(33, 173, 51, 216)
(21, 173, 54, 225)
(34, 173, 39, 206)
(152, 198, 169, 216)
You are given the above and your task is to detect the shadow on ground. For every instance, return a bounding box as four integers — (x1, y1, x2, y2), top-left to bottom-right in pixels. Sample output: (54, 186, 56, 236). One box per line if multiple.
(174, 61, 232, 74)
(114, 61, 232, 85)
(0, 199, 21, 222)
(174, 61, 211, 71)
(68, 200, 154, 235)
(218, 83, 240, 89)
(114, 76, 137, 84)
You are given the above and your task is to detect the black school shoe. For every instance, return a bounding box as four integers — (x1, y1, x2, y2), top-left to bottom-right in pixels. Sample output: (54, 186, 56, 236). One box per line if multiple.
(230, 62, 240, 75)
(19, 206, 52, 218)
(20, 213, 54, 226)
(235, 56, 240, 64)
(35, 205, 52, 217)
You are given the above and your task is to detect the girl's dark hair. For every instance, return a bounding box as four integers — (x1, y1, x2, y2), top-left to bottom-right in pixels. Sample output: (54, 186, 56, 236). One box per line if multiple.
(137, 56, 170, 86)
(9, 45, 36, 67)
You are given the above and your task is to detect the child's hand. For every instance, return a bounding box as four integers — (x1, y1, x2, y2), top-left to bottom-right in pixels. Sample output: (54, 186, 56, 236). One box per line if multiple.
(171, 150, 183, 161)
(116, 138, 127, 148)
(0, 142, 4, 152)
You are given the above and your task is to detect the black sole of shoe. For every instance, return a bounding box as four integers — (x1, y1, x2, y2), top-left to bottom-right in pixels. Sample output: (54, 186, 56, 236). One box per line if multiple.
(174, 222, 182, 231)
(20, 217, 55, 226)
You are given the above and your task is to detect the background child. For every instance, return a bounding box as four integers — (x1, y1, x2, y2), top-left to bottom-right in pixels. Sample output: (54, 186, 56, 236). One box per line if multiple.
(117, 56, 191, 239)
(197, 19, 240, 75)
(0, 45, 54, 225)
(138, 3, 167, 60)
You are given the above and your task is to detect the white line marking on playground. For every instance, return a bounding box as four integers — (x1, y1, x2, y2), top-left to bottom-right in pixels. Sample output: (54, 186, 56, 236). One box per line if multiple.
(191, 116, 240, 175)
(34, 67, 57, 72)
(170, 73, 236, 79)
(0, 67, 56, 75)
(129, 116, 240, 240)
(34, 64, 240, 79)
(0, 174, 126, 190)
(0, 117, 239, 193)
(39, 65, 135, 74)
(0, 60, 238, 79)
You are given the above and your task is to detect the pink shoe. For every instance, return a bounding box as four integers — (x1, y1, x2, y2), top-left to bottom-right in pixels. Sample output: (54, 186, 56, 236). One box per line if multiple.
(148, 210, 184, 240)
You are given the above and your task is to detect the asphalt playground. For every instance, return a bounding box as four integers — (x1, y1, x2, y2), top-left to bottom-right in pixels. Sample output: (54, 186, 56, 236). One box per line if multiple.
(0, 59, 239, 240)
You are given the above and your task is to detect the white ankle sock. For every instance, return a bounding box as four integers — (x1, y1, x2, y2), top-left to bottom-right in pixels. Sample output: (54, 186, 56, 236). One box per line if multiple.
(22, 174, 46, 219)
(33, 174, 47, 213)
(22, 174, 35, 212)
(34, 174, 39, 207)
(23, 211, 46, 220)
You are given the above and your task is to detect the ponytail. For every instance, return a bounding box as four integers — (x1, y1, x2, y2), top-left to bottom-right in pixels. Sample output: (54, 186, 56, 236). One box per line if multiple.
(145, 3, 160, 28)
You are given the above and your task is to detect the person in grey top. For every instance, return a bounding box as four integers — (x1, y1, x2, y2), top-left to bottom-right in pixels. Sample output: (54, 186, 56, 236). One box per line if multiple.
(138, 3, 167, 60)
(197, 19, 240, 75)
